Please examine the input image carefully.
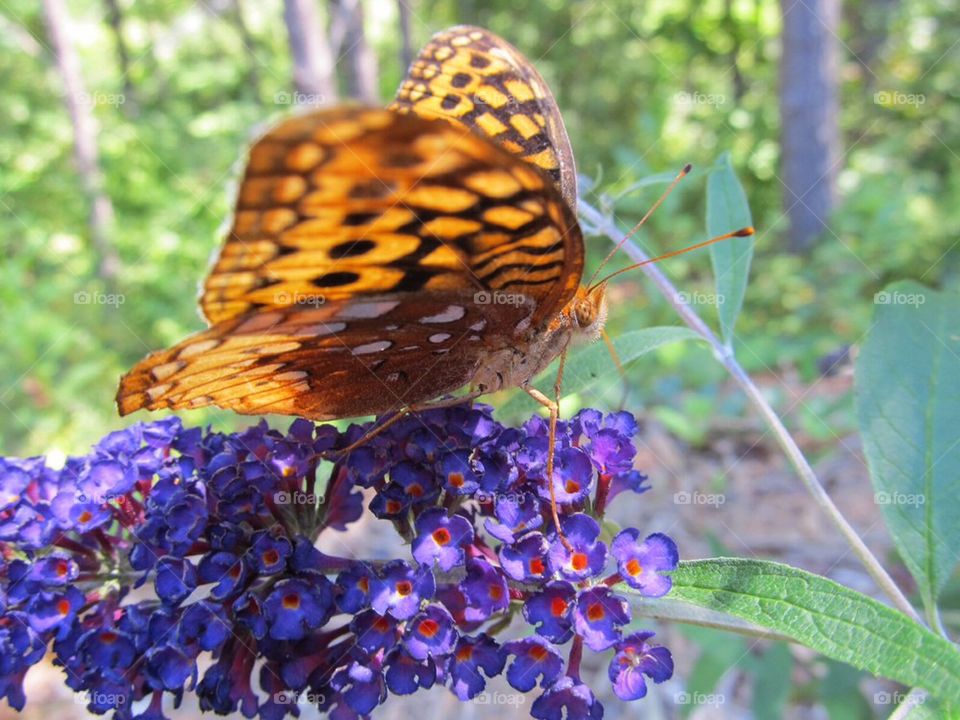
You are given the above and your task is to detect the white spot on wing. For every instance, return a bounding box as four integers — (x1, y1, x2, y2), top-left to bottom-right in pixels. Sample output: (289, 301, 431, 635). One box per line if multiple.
(337, 301, 400, 320)
(469, 319, 487, 332)
(352, 340, 393, 355)
(421, 305, 466, 324)
(428, 333, 451, 344)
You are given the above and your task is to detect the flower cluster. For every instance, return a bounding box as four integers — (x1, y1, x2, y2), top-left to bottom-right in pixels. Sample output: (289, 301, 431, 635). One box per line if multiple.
(0, 405, 677, 719)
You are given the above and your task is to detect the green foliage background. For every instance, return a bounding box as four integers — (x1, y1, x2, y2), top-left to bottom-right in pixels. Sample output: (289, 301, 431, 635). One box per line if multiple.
(1, 0, 957, 460)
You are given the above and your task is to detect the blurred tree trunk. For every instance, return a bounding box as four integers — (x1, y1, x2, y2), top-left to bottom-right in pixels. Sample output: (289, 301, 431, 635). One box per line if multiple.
(779, 0, 840, 253)
(102, 0, 138, 115)
(42, 0, 120, 283)
(283, 0, 338, 104)
(398, 0, 413, 69)
(329, 0, 378, 102)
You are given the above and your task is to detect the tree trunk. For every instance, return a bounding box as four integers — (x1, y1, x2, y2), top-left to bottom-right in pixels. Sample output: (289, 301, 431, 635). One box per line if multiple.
(329, 0, 378, 102)
(397, 0, 413, 70)
(282, 0, 338, 104)
(778, 0, 840, 253)
(42, 0, 120, 282)
(102, 0, 138, 115)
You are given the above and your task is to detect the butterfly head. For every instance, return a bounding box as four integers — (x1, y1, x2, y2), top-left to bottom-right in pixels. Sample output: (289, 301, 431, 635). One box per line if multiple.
(567, 283, 608, 343)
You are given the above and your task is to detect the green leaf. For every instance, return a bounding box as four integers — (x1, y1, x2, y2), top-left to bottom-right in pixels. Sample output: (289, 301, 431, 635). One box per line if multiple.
(669, 558, 960, 704)
(855, 281, 960, 613)
(706, 152, 754, 348)
(496, 326, 701, 417)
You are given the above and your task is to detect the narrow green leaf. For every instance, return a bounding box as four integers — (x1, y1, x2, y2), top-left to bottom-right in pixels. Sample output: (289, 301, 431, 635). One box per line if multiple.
(496, 326, 701, 417)
(706, 152, 754, 347)
(670, 558, 960, 704)
(855, 281, 960, 613)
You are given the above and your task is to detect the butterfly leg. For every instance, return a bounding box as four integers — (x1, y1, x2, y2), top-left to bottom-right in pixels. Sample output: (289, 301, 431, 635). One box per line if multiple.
(524, 348, 574, 552)
(335, 391, 486, 457)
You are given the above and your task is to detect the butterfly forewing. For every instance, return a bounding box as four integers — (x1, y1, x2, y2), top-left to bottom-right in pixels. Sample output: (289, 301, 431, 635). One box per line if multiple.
(118, 107, 584, 420)
(391, 25, 578, 209)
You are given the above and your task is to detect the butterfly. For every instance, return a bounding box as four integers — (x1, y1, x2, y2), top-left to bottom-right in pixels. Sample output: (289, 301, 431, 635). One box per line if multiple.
(117, 26, 607, 425)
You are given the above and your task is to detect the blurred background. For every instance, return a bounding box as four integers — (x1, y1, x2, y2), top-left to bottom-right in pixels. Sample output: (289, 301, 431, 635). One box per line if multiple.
(1, 0, 958, 717)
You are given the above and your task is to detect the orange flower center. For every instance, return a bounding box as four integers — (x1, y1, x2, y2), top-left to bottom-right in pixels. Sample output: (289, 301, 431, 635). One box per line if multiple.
(432, 528, 451, 545)
(571, 552, 588, 571)
(448, 472, 464, 488)
(395, 580, 413, 596)
(550, 597, 568, 617)
(282, 593, 301, 610)
(417, 619, 440, 638)
(587, 602, 606, 622)
(625, 558, 643, 577)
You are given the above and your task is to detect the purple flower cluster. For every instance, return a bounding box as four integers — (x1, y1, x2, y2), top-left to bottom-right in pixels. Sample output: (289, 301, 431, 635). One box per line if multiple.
(0, 405, 677, 719)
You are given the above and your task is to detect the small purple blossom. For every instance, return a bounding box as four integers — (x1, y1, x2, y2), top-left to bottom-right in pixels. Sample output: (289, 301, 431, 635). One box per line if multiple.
(608, 631, 674, 700)
(611, 530, 679, 596)
(574, 586, 631, 651)
(412, 508, 474, 571)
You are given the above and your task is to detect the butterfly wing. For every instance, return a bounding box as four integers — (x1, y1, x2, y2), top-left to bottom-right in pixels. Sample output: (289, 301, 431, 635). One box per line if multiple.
(391, 25, 578, 209)
(117, 294, 524, 419)
(118, 107, 583, 419)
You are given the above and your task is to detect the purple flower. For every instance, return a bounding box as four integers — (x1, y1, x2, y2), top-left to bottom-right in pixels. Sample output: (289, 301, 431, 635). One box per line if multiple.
(404, 604, 457, 660)
(197, 551, 248, 600)
(608, 632, 674, 700)
(539, 446, 594, 505)
(446, 633, 504, 700)
(331, 658, 386, 715)
(336, 562, 375, 613)
(484, 490, 543, 543)
(154, 557, 197, 606)
(385, 648, 437, 695)
(574, 586, 630, 651)
(548, 513, 607, 581)
(412, 508, 474, 571)
(499, 532, 550, 582)
(531, 675, 604, 720)
(610, 530, 679, 597)
(461, 557, 509, 622)
(250, 531, 293, 575)
(371, 560, 435, 620)
(350, 610, 399, 653)
(437, 450, 482, 495)
(501, 636, 564, 692)
(263, 577, 334, 640)
(523, 581, 576, 643)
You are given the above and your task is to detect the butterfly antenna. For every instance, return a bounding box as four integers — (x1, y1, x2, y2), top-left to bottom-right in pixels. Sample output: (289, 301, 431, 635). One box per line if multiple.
(585, 163, 693, 288)
(589, 226, 755, 291)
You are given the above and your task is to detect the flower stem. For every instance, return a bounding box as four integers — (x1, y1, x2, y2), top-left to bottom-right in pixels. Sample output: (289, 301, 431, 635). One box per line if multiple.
(578, 199, 921, 624)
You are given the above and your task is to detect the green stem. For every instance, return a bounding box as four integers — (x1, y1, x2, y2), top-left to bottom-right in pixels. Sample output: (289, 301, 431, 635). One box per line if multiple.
(578, 199, 921, 624)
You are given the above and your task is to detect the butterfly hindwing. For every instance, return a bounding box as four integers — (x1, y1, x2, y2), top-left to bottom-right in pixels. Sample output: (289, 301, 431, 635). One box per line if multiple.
(391, 25, 578, 208)
(118, 293, 529, 419)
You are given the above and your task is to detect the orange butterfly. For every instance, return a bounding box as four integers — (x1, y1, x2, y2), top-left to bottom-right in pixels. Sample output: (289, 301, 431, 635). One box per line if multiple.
(118, 26, 598, 424)
(117, 27, 749, 535)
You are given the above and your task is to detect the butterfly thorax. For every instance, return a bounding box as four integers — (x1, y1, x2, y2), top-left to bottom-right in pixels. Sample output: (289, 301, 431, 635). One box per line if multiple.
(470, 284, 607, 394)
